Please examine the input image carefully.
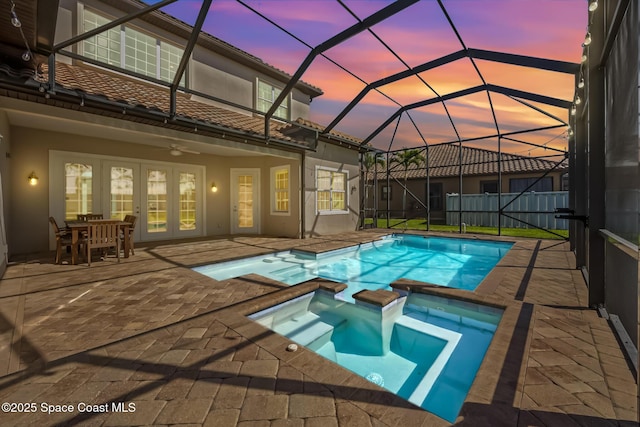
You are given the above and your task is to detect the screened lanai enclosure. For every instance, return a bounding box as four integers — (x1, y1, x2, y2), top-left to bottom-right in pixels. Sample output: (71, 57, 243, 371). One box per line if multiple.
(33, 0, 583, 237)
(1, 0, 638, 411)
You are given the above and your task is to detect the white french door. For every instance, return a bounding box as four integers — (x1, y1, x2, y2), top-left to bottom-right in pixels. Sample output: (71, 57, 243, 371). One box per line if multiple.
(230, 168, 260, 234)
(141, 164, 203, 241)
(49, 151, 205, 248)
(141, 165, 171, 241)
(103, 160, 141, 243)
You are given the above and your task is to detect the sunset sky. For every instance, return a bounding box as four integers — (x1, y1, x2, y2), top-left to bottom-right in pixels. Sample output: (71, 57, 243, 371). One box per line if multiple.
(151, 0, 587, 156)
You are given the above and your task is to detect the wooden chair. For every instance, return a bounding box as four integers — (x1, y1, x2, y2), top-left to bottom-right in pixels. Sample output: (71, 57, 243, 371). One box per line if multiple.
(49, 216, 73, 264)
(77, 214, 104, 221)
(123, 215, 138, 255)
(86, 220, 120, 267)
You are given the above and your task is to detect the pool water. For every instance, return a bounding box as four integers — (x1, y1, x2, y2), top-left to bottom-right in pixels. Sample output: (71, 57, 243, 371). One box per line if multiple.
(194, 234, 513, 302)
(249, 291, 503, 422)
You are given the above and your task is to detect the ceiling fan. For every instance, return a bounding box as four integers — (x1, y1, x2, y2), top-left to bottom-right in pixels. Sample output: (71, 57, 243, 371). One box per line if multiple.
(168, 144, 200, 156)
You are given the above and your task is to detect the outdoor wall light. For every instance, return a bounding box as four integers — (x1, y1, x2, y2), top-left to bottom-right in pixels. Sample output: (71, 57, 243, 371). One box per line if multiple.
(588, 1, 598, 12)
(28, 171, 38, 186)
(211, 183, 218, 193)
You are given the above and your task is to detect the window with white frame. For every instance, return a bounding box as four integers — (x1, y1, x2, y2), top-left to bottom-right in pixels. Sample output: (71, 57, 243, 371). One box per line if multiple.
(82, 8, 185, 85)
(271, 166, 290, 214)
(124, 27, 157, 77)
(316, 167, 348, 213)
(65, 163, 94, 220)
(257, 80, 289, 120)
(83, 9, 121, 66)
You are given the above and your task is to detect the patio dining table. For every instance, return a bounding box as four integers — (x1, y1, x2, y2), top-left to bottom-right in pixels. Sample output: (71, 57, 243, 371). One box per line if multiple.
(66, 220, 132, 265)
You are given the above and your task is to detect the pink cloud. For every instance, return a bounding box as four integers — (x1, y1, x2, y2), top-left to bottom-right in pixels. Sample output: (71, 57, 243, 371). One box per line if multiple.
(164, 0, 586, 153)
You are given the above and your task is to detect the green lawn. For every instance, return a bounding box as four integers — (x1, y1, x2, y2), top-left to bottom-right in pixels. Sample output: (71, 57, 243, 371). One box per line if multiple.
(363, 218, 569, 240)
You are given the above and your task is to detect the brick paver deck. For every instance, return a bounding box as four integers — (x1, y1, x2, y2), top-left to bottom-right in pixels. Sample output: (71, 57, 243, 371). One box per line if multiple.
(0, 231, 636, 426)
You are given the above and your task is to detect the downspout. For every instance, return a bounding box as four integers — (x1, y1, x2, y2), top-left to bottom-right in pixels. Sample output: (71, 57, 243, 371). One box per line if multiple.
(374, 153, 379, 228)
(359, 151, 365, 229)
(425, 145, 430, 231)
(300, 150, 305, 239)
(458, 138, 463, 232)
(498, 135, 502, 235)
(386, 151, 391, 228)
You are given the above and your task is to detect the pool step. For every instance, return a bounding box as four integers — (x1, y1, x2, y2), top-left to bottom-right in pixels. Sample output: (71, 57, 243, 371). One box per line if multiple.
(270, 262, 317, 276)
(275, 311, 346, 348)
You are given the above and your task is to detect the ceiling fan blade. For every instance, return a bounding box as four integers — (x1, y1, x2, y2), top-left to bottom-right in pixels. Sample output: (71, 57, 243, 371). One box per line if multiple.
(181, 148, 200, 155)
(167, 144, 199, 155)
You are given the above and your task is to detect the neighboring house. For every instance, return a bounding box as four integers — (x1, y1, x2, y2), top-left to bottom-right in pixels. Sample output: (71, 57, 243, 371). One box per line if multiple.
(368, 144, 567, 223)
(0, 0, 362, 261)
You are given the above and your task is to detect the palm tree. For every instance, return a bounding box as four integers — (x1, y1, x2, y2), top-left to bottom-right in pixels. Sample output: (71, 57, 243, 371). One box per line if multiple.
(363, 152, 385, 192)
(390, 148, 425, 217)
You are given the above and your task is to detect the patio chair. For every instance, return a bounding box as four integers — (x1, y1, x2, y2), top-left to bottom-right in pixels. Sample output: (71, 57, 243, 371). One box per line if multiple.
(49, 216, 73, 264)
(123, 214, 138, 255)
(86, 220, 120, 267)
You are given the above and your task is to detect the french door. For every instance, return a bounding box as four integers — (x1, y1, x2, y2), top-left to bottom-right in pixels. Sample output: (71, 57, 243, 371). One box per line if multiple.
(103, 160, 141, 243)
(230, 168, 260, 234)
(140, 164, 203, 240)
(50, 151, 205, 248)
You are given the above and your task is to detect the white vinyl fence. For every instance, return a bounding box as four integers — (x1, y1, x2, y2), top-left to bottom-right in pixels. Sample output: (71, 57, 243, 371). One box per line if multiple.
(446, 191, 569, 230)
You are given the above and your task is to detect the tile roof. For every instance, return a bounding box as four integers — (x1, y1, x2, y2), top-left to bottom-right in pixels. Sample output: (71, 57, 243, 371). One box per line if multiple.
(292, 118, 363, 145)
(40, 62, 349, 148)
(373, 144, 567, 179)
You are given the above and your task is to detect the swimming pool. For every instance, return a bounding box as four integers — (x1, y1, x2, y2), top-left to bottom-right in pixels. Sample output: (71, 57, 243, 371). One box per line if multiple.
(194, 234, 512, 302)
(249, 290, 503, 422)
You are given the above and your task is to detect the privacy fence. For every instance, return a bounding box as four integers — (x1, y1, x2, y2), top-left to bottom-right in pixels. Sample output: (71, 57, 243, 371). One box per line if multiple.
(446, 191, 569, 230)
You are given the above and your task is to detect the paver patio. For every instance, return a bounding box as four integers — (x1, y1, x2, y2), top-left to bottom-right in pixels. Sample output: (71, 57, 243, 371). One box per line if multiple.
(0, 230, 636, 426)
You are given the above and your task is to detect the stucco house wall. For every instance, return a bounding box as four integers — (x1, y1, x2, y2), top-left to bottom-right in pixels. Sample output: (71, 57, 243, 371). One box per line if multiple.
(8, 124, 301, 255)
(304, 141, 360, 237)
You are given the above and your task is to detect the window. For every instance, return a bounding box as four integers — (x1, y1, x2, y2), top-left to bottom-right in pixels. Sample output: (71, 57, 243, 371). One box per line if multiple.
(271, 166, 290, 214)
(160, 42, 183, 83)
(179, 172, 196, 230)
(480, 181, 498, 194)
(561, 173, 569, 191)
(238, 175, 254, 228)
(147, 169, 168, 233)
(110, 166, 134, 220)
(316, 168, 348, 213)
(429, 183, 443, 211)
(509, 177, 553, 193)
(82, 9, 185, 85)
(124, 27, 157, 77)
(381, 185, 392, 200)
(65, 163, 93, 220)
(83, 10, 120, 66)
(257, 80, 289, 119)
